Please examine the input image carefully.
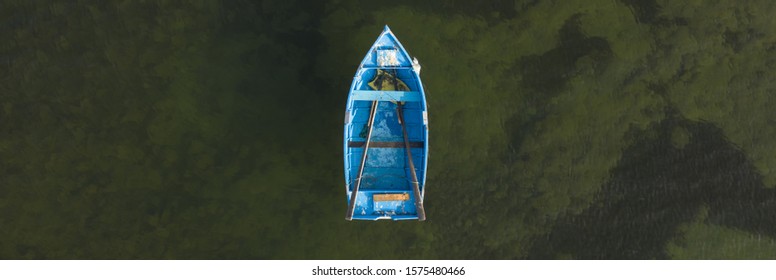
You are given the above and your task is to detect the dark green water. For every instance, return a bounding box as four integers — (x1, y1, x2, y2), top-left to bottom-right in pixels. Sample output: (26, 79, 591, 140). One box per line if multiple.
(2, 1, 776, 259)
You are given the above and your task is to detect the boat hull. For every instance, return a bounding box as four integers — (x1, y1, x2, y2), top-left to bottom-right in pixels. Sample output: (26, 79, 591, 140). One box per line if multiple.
(343, 26, 428, 221)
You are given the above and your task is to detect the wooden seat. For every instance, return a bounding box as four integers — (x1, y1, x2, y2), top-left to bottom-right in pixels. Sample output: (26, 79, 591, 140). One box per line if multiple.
(350, 90, 422, 102)
(373, 193, 410, 201)
(348, 141, 423, 148)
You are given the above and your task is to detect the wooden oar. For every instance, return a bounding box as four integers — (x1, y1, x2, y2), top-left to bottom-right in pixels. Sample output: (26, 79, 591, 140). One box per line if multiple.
(345, 100, 379, 221)
(397, 102, 426, 221)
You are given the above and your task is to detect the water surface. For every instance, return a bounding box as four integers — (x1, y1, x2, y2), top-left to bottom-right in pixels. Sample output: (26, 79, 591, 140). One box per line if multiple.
(2, 0, 776, 259)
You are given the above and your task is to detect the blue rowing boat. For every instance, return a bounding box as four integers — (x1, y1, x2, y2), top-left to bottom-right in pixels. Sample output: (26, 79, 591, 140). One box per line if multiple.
(344, 26, 429, 221)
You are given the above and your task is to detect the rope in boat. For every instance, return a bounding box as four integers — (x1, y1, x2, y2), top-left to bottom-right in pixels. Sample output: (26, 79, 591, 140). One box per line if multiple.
(368, 70, 409, 104)
(368, 46, 410, 104)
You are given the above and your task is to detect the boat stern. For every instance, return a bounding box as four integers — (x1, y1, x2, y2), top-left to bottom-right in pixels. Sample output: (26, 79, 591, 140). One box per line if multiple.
(347, 190, 422, 221)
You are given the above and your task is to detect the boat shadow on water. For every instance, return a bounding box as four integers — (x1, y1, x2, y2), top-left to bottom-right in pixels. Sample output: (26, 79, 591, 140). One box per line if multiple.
(529, 109, 776, 259)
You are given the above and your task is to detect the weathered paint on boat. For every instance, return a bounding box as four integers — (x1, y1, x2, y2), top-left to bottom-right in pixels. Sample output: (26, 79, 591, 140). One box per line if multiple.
(343, 26, 428, 221)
